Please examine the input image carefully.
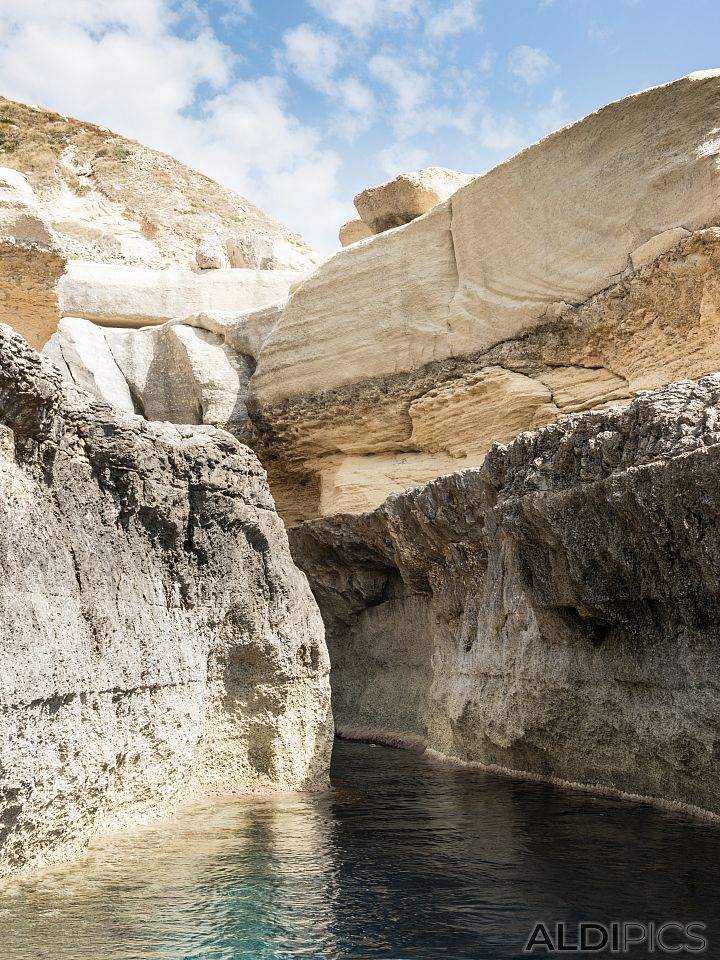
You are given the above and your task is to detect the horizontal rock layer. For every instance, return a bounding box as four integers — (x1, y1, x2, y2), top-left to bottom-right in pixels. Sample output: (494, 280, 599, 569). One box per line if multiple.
(45, 72, 720, 522)
(291, 375, 720, 814)
(0, 324, 332, 877)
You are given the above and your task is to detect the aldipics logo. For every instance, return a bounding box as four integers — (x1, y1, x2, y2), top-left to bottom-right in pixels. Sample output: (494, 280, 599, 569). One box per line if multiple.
(523, 921, 709, 954)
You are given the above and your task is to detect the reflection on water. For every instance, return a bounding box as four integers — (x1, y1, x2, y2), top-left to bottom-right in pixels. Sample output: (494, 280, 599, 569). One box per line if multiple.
(2, 740, 718, 959)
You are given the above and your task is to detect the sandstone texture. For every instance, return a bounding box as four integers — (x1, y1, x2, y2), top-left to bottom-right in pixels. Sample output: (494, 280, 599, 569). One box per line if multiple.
(292, 375, 720, 815)
(0, 168, 65, 348)
(56, 261, 304, 327)
(338, 218, 373, 247)
(46, 72, 720, 524)
(0, 324, 332, 877)
(353, 166, 474, 234)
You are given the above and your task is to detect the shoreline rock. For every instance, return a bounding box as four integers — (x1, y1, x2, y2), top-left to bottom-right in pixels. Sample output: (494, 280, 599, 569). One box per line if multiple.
(0, 324, 332, 878)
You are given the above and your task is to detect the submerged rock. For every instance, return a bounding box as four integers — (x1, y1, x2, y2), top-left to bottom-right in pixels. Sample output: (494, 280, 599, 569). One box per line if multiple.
(291, 374, 720, 815)
(0, 324, 332, 877)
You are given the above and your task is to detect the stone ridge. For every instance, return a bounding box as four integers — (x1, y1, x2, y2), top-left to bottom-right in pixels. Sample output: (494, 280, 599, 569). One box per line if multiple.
(0, 323, 332, 877)
(291, 374, 720, 815)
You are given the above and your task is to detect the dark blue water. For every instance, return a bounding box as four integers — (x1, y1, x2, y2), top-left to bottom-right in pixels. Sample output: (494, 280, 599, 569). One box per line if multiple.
(1, 740, 718, 959)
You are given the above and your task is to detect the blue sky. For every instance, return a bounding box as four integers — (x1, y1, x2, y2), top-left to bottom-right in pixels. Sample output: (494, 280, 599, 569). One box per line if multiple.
(0, 0, 717, 254)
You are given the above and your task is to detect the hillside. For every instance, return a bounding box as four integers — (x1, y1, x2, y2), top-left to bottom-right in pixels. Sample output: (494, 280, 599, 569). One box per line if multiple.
(0, 95, 317, 271)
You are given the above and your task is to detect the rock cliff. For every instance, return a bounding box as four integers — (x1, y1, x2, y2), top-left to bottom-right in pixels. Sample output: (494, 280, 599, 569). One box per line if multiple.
(291, 375, 720, 815)
(0, 324, 332, 877)
(47, 71, 720, 524)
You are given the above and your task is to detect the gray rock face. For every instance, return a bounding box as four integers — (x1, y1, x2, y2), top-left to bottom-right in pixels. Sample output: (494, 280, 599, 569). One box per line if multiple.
(291, 376, 720, 815)
(0, 324, 332, 877)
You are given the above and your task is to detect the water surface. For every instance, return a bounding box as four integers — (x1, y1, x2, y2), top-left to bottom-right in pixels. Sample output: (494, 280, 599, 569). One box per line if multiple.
(2, 740, 718, 959)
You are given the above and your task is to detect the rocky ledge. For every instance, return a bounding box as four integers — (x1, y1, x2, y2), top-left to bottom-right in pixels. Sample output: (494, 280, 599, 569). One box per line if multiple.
(291, 375, 720, 815)
(0, 324, 331, 877)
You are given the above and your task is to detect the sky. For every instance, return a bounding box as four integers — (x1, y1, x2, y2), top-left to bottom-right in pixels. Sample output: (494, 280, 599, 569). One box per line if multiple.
(0, 0, 718, 255)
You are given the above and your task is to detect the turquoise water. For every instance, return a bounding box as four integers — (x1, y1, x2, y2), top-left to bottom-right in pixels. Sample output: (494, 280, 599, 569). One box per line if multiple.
(1, 740, 718, 959)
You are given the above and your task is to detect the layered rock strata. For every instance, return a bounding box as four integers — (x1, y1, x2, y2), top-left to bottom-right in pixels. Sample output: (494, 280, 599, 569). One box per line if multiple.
(46, 72, 720, 523)
(0, 324, 332, 877)
(292, 375, 720, 815)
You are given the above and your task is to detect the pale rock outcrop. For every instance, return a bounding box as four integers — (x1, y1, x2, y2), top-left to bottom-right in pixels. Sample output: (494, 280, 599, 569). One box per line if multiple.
(44, 317, 136, 413)
(354, 166, 474, 234)
(292, 374, 720, 815)
(0, 323, 332, 877)
(0, 168, 65, 349)
(44, 72, 720, 522)
(339, 219, 373, 247)
(57, 261, 303, 327)
(195, 235, 230, 270)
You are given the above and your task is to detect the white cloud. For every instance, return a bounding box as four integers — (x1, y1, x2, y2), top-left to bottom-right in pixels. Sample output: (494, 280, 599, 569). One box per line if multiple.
(425, 0, 480, 41)
(369, 53, 432, 133)
(508, 44, 555, 85)
(588, 22, 612, 44)
(330, 77, 376, 137)
(283, 23, 341, 93)
(0, 0, 346, 254)
(307, 0, 419, 34)
(378, 143, 430, 176)
(535, 86, 569, 134)
(477, 110, 523, 151)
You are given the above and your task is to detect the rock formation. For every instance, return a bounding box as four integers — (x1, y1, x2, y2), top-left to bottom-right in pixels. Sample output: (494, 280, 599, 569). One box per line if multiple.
(0, 168, 65, 348)
(292, 375, 720, 815)
(0, 324, 332, 877)
(48, 71, 720, 525)
(353, 166, 474, 234)
(338, 218, 373, 248)
(0, 96, 318, 346)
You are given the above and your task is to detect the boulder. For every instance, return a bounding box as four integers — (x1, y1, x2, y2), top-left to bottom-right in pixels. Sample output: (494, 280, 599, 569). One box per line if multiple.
(0, 323, 332, 877)
(195, 234, 230, 270)
(354, 166, 474, 234)
(339, 219, 373, 247)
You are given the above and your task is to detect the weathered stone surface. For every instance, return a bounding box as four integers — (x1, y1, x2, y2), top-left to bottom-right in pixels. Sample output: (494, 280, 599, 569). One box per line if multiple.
(106, 321, 256, 441)
(57, 261, 303, 328)
(338, 219, 373, 247)
(0, 98, 319, 349)
(196, 235, 230, 270)
(0, 168, 66, 349)
(45, 317, 136, 413)
(0, 324, 332, 877)
(291, 374, 720, 815)
(354, 166, 474, 234)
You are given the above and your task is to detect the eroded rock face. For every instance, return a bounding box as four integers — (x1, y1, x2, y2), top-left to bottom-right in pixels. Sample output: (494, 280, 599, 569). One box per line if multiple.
(291, 375, 720, 815)
(44, 72, 720, 523)
(0, 324, 332, 877)
(0, 96, 319, 348)
(0, 169, 65, 349)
